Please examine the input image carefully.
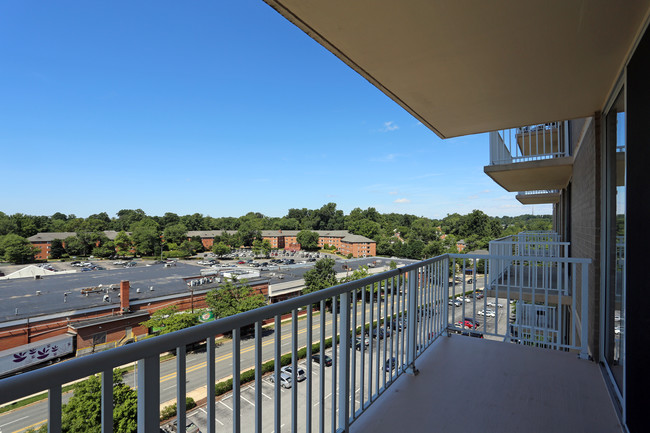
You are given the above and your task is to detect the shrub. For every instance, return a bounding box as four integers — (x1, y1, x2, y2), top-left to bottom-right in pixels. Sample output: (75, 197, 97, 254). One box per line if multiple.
(159, 397, 196, 421)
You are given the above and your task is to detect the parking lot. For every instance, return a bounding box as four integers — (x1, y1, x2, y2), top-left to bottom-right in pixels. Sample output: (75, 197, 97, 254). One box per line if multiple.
(168, 334, 412, 433)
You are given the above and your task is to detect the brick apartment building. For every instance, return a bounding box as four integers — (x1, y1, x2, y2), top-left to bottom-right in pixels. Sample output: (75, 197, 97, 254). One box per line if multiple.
(27, 231, 125, 261)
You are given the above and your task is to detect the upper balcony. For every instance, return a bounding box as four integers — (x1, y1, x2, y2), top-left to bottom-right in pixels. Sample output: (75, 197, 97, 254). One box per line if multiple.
(516, 189, 561, 205)
(485, 122, 573, 192)
(0, 253, 620, 433)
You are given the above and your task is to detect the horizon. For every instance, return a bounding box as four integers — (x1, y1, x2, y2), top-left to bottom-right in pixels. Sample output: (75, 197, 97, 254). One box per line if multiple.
(0, 2, 552, 220)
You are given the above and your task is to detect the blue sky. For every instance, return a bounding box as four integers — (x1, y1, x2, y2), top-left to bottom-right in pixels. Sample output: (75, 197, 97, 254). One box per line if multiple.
(0, 1, 550, 220)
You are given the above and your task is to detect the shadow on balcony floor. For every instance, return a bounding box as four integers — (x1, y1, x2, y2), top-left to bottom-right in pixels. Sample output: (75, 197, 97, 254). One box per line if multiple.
(350, 335, 621, 433)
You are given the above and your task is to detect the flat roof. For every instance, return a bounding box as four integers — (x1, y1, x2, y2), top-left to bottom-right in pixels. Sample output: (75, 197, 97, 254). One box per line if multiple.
(0, 262, 266, 323)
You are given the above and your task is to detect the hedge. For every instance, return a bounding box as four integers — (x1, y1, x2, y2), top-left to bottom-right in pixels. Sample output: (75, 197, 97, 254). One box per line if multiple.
(160, 397, 197, 421)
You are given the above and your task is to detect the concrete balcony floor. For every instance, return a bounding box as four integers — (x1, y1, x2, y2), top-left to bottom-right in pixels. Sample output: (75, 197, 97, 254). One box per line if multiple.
(350, 335, 622, 433)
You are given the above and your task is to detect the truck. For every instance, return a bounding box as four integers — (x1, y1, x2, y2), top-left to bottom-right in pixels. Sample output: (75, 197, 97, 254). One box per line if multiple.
(0, 333, 75, 378)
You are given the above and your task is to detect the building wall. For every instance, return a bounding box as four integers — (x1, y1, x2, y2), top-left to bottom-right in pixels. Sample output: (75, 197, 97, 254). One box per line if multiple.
(569, 115, 602, 359)
(32, 242, 50, 261)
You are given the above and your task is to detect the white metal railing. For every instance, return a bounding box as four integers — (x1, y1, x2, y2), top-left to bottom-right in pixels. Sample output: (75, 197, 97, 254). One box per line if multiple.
(0, 253, 590, 432)
(489, 122, 570, 165)
(488, 230, 571, 308)
(447, 254, 589, 358)
(517, 190, 560, 196)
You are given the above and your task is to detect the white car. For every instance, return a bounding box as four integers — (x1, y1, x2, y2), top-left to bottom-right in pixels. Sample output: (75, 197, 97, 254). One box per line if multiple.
(269, 372, 292, 389)
(281, 365, 306, 382)
(487, 302, 503, 308)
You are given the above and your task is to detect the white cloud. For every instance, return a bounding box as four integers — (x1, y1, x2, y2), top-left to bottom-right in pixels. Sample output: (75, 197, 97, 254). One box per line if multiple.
(481, 189, 491, 193)
(468, 195, 479, 199)
(380, 121, 399, 132)
(394, 198, 410, 204)
(388, 191, 398, 195)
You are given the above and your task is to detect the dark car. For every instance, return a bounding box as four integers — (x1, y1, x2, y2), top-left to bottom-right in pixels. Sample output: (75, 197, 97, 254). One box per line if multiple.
(384, 357, 397, 372)
(372, 327, 391, 339)
(312, 353, 333, 366)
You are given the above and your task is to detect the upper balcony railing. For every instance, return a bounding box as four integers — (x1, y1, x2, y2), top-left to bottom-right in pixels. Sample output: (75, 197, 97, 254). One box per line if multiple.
(0, 253, 589, 433)
(489, 122, 570, 165)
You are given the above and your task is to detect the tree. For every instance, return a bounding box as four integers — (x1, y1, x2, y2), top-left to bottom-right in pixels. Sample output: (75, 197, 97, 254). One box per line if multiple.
(212, 242, 231, 257)
(252, 239, 271, 256)
(303, 258, 338, 294)
(142, 305, 199, 335)
(163, 223, 188, 245)
(130, 218, 159, 256)
(114, 231, 133, 256)
(61, 371, 137, 433)
(49, 238, 66, 259)
(206, 281, 266, 319)
(63, 235, 85, 256)
(296, 230, 319, 251)
(0, 234, 38, 263)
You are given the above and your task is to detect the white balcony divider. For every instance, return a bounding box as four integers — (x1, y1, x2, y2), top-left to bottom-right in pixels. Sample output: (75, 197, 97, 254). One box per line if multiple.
(489, 122, 570, 165)
(0, 253, 589, 433)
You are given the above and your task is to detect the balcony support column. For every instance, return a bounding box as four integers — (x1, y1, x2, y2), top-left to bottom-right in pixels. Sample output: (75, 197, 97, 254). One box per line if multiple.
(406, 269, 419, 375)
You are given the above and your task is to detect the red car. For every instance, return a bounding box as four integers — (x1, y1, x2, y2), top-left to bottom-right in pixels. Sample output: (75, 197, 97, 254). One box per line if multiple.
(456, 320, 480, 329)
(237, 260, 246, 264)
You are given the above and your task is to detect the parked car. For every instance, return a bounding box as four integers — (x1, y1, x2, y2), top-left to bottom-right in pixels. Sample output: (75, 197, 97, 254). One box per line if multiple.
(312, 353, 332, 366)
(487, 301, 503, 308)
(463, 318, 481, 328)
(391, 319, 407, 331)
(456, 319, 479, 329)
(281, 365, 306, 382)
(269, 372, 292, 389)
(372, 327, 391, 339)
(384, 357, 397, 372)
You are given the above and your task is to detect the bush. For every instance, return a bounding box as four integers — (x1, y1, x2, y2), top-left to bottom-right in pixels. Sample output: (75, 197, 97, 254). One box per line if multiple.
(159, 397, 197, 421)
(347, 253, 353, 259)
(163, 250, 189, 259)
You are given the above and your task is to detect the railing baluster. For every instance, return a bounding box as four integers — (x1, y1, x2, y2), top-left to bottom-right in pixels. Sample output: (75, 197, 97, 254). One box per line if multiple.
(350, 288, 357, 418)
(232, 327, 241, 433)
(319, 300, 325, 433)
(360, 285, 366, 411)
(291, 309, 298, 433)
(49, 385, 62, 433)
(274, 315, 281, 433)
(331, 295, 338, 433)
(255, 321, 262, 433)
(207, 337, 216, 433)
(101, 368, 113, 433)
(381, 277, 388, 388)
(176, 345, 186, 433)
(406, 270, 418, 375)
(306, 306, 312, 432)
(137, 355, 160, 433)
(338, 291, 351, 432)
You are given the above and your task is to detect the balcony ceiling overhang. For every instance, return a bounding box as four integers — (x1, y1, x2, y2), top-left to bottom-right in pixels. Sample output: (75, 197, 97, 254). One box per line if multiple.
(263, 1, 650, 138)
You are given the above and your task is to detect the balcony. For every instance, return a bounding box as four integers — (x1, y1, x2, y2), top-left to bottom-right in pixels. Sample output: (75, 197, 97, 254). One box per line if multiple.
(485, 123, 572, 192)
(516, 189, 561, 205)
(0, 253, 621, 433)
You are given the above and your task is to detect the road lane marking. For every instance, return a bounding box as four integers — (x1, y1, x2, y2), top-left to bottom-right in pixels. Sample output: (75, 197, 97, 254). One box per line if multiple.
(0, 415, 28, 427)
(241, 395, 255, 406)
(219, 400, 232, 411)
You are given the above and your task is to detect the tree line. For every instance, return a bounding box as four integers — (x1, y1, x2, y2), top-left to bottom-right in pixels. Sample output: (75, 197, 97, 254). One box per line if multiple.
(0, 205, 552, 263)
